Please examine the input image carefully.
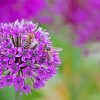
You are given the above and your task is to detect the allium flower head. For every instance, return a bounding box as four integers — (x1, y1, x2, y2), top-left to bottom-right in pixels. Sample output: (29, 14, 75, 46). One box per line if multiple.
(0, 20, 61, 94)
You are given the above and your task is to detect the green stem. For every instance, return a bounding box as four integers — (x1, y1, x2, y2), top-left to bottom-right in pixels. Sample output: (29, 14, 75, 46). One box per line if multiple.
(15, 91, 20, 100)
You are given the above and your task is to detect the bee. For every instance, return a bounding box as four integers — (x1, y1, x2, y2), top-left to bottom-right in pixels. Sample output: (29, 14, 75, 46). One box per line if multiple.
(30, 39, 38, 49)
(23, 33, 38, 49)
(44, 45, 53, 59)
(23, 33, 34, 49)
(44, 45, 62, 59)
(54, 48, 63, 52)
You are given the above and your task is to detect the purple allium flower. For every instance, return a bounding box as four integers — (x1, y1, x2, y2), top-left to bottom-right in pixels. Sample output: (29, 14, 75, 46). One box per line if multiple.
(16, 48, 31, 61)
(0, 79, 4, 88)
(57, 0, 100, 45)
(21, 84, 31, 95)
(33, 82, 42, 89)
(3, 75, 13, 87)
(0, 20, 61, 94)
(0, 58, 8, 69)
(33, 76, 45, 89)
(0, 0, 55, 24)
(46, 66, 57, 79)
(22, 67, 34, 78)
(0, 0, 46, 23)
(13, 76, 24, 91)
(9, 63, 20, 74)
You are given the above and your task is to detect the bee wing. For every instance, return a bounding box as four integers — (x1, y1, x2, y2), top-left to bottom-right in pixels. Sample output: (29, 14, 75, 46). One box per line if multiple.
(30, 39, 38, 48)
(55, 48, 63, 52)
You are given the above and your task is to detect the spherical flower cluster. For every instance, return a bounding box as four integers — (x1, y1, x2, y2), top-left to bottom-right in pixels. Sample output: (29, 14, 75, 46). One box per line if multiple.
(0, 20, 61, 94)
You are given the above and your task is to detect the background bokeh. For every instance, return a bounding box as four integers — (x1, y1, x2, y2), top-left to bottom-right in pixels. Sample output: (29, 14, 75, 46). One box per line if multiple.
(0, 0, 100, 100)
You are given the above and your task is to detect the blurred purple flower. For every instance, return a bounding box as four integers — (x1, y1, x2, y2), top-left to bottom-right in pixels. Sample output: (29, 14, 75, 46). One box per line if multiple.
(0, 20, 61, 94)
(57, 0, 100, 45)
(0, 0, 52, 24)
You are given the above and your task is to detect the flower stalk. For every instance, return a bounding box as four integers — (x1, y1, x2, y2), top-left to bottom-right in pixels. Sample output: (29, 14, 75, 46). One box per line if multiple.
(15, 91, 20, 100)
